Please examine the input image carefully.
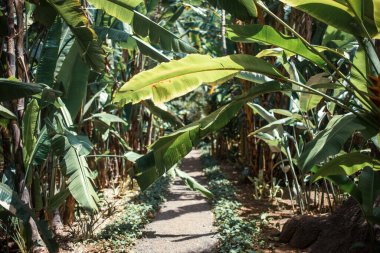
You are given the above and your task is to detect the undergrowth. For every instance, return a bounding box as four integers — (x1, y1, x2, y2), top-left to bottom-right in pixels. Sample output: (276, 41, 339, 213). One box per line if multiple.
(202, 154, 258, 253)
(92, 175, 172, 251)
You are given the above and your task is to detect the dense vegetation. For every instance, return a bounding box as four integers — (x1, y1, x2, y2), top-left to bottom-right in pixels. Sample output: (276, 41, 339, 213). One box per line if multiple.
(0, 0, 380, 252)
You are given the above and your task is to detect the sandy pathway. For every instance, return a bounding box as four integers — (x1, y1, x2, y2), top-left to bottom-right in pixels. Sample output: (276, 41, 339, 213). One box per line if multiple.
(132, 150, 218, 253)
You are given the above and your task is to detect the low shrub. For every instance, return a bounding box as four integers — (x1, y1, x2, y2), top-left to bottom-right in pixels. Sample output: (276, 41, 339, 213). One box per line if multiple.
(203, 155, 258, 253)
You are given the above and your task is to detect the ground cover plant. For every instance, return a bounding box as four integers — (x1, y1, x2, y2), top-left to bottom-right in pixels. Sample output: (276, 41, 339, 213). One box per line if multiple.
(202, 153, 258, 253)
(0, 0, 380, 252)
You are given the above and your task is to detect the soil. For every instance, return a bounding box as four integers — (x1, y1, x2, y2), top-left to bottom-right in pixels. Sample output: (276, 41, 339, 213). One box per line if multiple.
(132, 150, 218, 253)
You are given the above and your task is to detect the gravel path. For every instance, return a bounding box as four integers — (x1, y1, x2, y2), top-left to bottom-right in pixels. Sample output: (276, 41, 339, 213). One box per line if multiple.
(132, 150, 218, 253)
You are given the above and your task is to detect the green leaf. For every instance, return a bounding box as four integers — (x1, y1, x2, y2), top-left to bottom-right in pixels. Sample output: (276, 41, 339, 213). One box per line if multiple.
(327, 175, 362, 203)
(358, 167, 380, 218)
(299, 73, 330, 112)
(47, 0, 105, 71)
(135, 81, 290, 190)
(84, 112, 128, 127)
(207, 0, 257, 20)
(143, 100, 184, 128)
(113, 54, 284, 105)
(0, 182, 58, 250)
(0, 104, 17, 119)
(22, 99, 40, 168)
(94, 26, 170, 62)
(57, 42, 90, 119)
(133, 35, 170, 62)
(47, 189, 70, 212)
(124, 151, 143, 163)
(279, 0, 379, 38)
(132, 11, 197, 53)
(248, 103, 277, 123)
(51, 131, 99, 212)
(299, 113, 379, 172)
(87, 0, 141, 24)
(227, 24, 325, 67)
(312, 152, 380, 182)
(87, 0, 196, 54)
(374, 0, 380, 32)
(0, 79, 44, 102)
(36, 18, 62, 86)
(175, 168, 214, 198)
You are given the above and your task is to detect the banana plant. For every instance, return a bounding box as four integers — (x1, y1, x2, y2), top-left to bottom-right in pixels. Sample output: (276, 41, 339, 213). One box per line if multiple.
(112, 0, 380, 216)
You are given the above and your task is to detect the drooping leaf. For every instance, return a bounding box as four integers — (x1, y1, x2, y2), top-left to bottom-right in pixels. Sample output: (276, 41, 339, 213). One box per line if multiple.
(374, 0, 380, 32)
(312, 152, 380, 182)
(47, 189, 70, 212)
(84, 112, 128, 127)
(124, 151, 143, 163)
(135, 81, 290, 190)
(0, 104, 17, 119)
(113, 54, 284, 105)
(132, 11, 197, 53)
(227, 24, 325, 67)
(36, 18, 62, 86)
(358, 167, 380, 218)
(94, 26, 170, 62)
(57, 42, 90, 119)
(326, 175, 362, 203)
(51, 130, 99, 212)
(174, 168, 214, 198)
(299, 113, 379, 172)
(0, 79, 44, 102)
(87, 0, 196, 54)
(299, 73, 330, 112)
(279, 0, 379, 38)
(47, 0, 105, 71)
(22, 99, 40, 167)
(207, 0, 257, 20)
(143, 100, 184, 128)
(87, 0, 142, 24)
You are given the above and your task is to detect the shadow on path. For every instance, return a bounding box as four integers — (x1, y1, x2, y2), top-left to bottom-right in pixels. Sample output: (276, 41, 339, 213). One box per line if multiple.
(132, 150, 218, 253)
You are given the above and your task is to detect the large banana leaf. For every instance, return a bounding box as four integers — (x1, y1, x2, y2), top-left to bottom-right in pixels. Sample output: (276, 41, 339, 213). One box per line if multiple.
(57, 42, 90, 119)
(358, 168, 380, 222)
(299, 113, 379, 172)
(174, 167, 213, 198)
(132, 11, 196, 53)
(0, 79, 45, 101)
(375, 0, 380, 32)
(312, 152, 380, 182)
(51, 129, 99, 212)
(22, 99, 40, 168)
(94, 26, 170, 62)
(227, 24, 325, 67)
(87, 0, 196, 54)
(87, 0, 141, 24)
(113, 54, 284, 105)
(207, 0, 257, 20)
(279, 0, 380, 38)
(0, 104, 17, 120)
(36, 18, 62, 86)
(47, 0, 105, 71)
(135, 81, 290, 190)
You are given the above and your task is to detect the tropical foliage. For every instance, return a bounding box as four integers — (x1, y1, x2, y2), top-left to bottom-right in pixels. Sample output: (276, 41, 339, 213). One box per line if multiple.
(1, 0, 380, 251)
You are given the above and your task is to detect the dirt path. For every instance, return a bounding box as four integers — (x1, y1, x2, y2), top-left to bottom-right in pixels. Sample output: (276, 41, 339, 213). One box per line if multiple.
(132, 150, 218, 253)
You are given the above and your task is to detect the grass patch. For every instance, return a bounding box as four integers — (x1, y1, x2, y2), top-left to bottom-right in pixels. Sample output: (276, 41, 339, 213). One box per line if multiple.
(202, 155, 258, 253)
